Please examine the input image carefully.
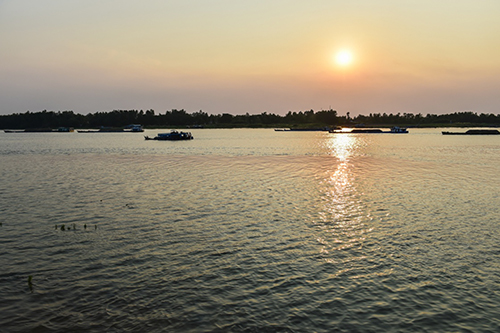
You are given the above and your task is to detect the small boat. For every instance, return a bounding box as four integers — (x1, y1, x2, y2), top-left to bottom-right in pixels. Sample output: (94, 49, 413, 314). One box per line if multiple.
(442, 129, 500, 135)
(124, 124, 144, 132)
(56, 127, 74, 132)
(388, 126, 408, 133)
(145, 130, 193, 141)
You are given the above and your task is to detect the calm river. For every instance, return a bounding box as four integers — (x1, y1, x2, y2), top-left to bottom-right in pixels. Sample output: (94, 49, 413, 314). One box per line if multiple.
(0, 128, 499, 332)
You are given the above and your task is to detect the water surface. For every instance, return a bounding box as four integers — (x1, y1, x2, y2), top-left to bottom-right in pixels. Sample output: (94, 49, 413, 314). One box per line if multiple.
(1, 128, 499, 332)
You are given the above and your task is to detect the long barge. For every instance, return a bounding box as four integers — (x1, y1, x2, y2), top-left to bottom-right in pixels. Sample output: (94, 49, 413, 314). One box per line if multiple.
(442, 129, 500, 135)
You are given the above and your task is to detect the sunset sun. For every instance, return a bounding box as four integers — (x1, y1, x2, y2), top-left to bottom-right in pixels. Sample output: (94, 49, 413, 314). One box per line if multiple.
(335, 50, 353, 67)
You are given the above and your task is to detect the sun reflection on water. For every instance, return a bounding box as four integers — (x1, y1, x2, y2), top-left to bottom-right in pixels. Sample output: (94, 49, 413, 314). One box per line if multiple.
(326, 132, 356, 162)
(316, 134, 372, 263)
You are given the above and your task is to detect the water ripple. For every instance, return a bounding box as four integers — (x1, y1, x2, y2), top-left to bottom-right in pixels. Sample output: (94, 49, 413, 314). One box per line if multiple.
(1, 130, 500, 332)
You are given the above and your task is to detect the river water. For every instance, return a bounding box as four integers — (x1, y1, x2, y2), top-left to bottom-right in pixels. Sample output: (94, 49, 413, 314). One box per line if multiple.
(0, 128, 499, 332)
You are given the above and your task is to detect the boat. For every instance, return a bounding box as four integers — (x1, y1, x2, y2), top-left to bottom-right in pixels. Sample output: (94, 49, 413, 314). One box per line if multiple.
(4, 127, 74, 133)
(287, 127, 331, 131)
(442, 129, 500, 135)
(388, 126, 408, 133)
(350, 128, 384, 133)
(124, 124, 144, 132)
(78, 124, 144, 133)
(145, 130, 193, 141)
(329, 126, 408, 134)
(275, 127, 334, 132)
(55, 127, 74, 132)
(78, 127, 123, 133)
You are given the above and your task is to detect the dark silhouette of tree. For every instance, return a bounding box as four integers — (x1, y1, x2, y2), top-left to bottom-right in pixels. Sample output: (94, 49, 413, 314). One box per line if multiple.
(1, 109, 499, 129)
(315, 109, 338, 125)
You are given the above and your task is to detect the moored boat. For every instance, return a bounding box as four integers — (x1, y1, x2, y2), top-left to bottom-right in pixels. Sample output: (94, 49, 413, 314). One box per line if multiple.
(78, 124, 144, 133)
(388, 126, 408, 133)
(442, 129, 500, 135)
(329, 126, 408, 134)
(275, 127, 334, 131)
(287, 127, 332, 131)
(4, 127, 74, 133)
(124, 124, 144, 132)
(351, 128, 383, 133)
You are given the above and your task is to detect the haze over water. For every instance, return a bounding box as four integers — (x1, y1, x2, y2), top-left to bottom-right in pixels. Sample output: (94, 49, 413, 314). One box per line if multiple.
(1, 128, 499, 332)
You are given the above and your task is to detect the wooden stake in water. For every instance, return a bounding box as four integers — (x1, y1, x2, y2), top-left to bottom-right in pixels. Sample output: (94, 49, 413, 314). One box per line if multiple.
(28, 275, 33, 293)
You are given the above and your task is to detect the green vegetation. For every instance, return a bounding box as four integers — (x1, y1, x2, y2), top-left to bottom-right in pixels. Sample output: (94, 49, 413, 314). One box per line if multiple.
(1, 109, 499, 129)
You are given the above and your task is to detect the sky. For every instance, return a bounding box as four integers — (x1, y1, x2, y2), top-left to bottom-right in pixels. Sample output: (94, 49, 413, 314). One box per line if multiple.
(1, 0, 500, 116)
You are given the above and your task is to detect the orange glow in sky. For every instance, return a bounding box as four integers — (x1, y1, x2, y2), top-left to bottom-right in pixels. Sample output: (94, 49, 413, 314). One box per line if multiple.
(1, 0, 500, 116)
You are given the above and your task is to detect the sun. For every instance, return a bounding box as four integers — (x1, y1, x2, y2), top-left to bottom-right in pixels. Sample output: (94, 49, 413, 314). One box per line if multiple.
(335, 50, 353, 67)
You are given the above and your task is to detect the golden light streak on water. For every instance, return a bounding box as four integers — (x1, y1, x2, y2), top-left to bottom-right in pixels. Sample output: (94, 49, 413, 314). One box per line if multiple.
(1, 129, 500, 332)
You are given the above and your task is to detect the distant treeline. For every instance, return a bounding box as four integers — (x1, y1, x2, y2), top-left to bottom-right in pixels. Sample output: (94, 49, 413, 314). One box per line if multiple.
(1, 109, 499, 129)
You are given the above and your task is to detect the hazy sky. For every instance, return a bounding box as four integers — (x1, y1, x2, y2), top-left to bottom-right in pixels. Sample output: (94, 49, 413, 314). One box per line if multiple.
(1, 0, 499, 116)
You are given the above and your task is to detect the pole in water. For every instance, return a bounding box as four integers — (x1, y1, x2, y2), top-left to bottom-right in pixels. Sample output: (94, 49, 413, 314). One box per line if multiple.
(28, 275, 33, 292)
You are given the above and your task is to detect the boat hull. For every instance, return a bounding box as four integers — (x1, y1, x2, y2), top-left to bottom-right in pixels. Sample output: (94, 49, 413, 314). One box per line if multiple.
(442, 129, 500, 135)
(330, 127, 408, 134)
